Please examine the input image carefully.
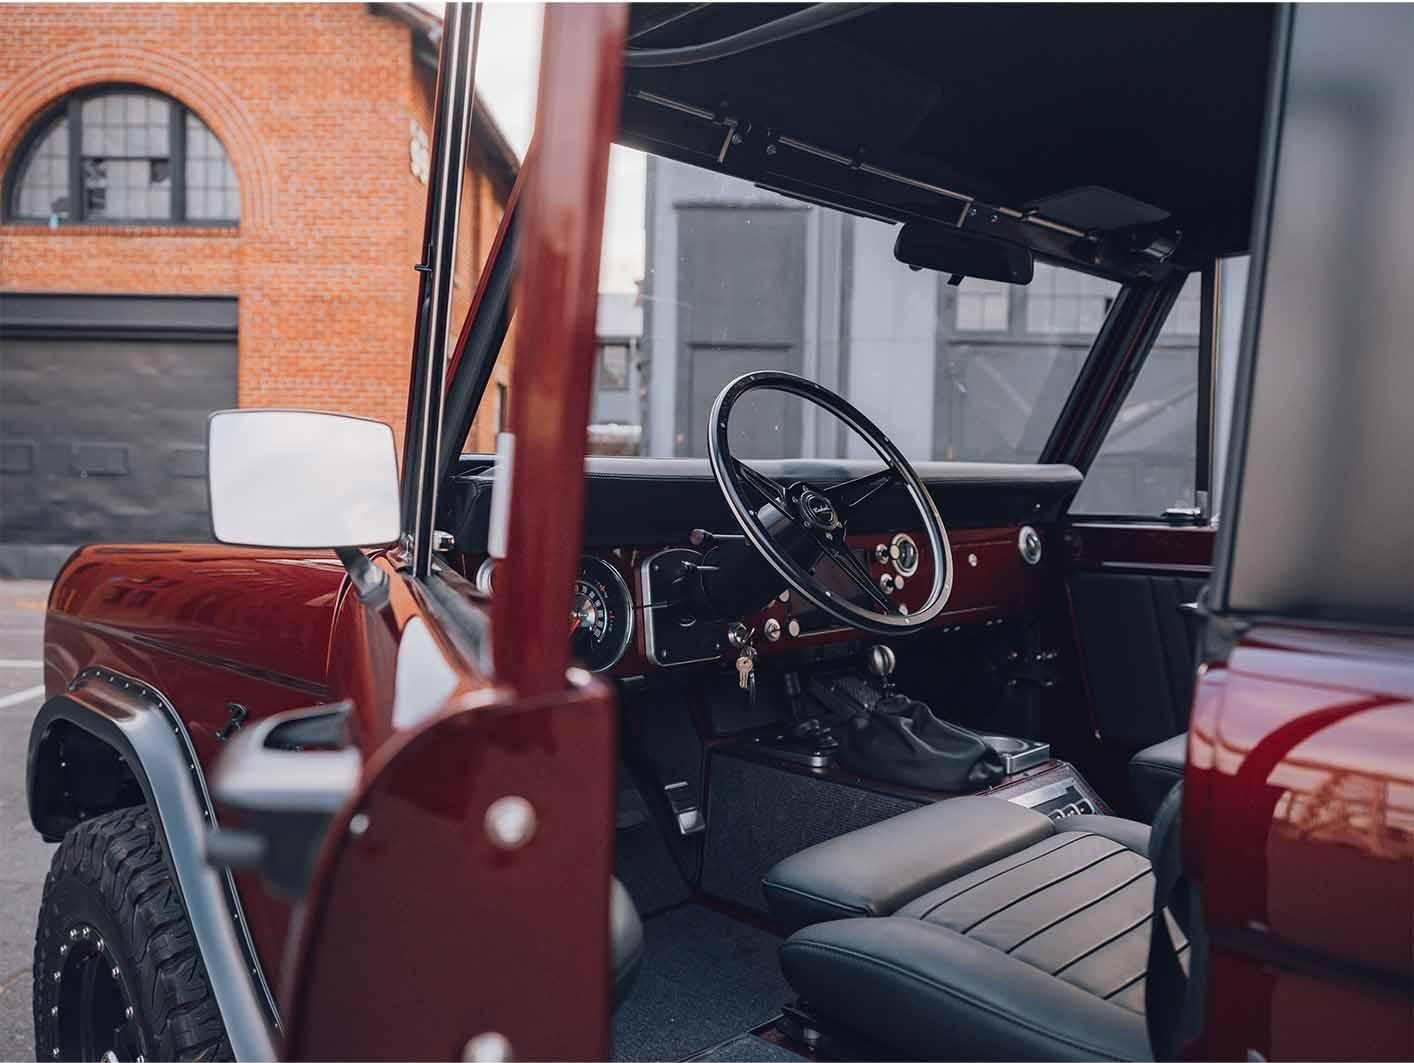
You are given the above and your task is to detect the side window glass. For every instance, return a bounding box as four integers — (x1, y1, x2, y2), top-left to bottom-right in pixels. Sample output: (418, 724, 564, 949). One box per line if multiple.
(1071, 273, 1202, 516)
(1071, 257, 1249, 519)
(1068, 258, 1249, 523)
(1210, 255, 1250, 521)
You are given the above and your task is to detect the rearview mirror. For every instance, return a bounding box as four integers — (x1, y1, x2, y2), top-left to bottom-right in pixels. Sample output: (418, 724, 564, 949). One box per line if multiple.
(208, 410, 401, 548)
(894, 223, 1034, 284)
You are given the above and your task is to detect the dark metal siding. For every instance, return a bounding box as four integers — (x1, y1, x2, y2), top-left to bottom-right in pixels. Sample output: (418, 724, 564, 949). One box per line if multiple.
(0, 294, 237, 576)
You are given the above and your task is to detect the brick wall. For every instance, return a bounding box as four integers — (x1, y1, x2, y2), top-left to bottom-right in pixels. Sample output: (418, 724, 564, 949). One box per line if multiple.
(0, 3, 515, 449)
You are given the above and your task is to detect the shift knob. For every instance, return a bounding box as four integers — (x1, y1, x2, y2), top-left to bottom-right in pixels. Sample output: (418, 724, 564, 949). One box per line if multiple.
(867, 644, 896, 679)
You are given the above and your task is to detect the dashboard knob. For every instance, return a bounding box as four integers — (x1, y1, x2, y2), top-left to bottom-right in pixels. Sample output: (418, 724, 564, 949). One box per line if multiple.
(726, 622, 750, 648)
(873, 543, 890, 563)
(879, 572, 895, 594)
(763, 617, 782, 642)
(786, 618, 801, 638)
(893, 574, 906, 592)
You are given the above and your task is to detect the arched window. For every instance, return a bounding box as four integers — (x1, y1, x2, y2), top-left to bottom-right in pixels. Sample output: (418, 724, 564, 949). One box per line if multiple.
(5, 86, 238, 225)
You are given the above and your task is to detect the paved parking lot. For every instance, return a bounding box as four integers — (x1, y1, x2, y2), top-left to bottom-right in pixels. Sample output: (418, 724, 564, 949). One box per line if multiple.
(0, 581, 53, 1062)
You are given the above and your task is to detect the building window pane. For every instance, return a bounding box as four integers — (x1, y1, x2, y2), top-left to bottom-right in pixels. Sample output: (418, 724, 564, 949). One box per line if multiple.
(955, 278, 1010, 331)
(598, 343, 630, 389)
(185, 112, 240, 221)
(80, 92, 172, 221)
(7, 88, 238, 225)
(1026, 263, 1119, 334)
(13, 117, 70, 221)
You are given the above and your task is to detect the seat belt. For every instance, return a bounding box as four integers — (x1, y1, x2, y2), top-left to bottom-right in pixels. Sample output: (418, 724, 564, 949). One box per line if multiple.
(1145, 783, 1208, 1061)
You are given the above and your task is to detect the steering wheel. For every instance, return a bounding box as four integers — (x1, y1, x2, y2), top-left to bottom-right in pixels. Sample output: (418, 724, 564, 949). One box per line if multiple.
(707, 371, 953, 636)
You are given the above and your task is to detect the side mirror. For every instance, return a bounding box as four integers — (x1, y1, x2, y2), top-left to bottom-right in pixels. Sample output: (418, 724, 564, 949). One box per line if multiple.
(893, 222, 1034, 285)
(208, 410, 401, 548)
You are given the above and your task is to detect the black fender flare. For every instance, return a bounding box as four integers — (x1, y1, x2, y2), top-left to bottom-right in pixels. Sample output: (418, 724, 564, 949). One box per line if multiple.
(27, 667, 280, 1062)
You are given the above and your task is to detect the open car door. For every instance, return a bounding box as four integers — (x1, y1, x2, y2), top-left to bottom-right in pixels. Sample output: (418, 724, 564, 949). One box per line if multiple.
(208, 6, 631, 1059)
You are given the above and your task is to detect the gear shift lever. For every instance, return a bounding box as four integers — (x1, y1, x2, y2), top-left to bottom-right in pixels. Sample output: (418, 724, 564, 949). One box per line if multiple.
(867, 644, 896, 697)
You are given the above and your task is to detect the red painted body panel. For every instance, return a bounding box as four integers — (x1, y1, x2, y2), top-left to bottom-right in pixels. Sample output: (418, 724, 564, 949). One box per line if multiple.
(44, 543, 354, 984)
(1064, 521, 1214, 572)
(287, 9, 627, 1057)
(1186, 626, 1414, 1059)
(285, 676, 617, 1061)
(492, 4, 628, 698)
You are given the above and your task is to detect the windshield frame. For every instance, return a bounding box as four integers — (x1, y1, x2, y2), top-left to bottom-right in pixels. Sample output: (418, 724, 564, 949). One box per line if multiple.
(438, 149, 1180, 484)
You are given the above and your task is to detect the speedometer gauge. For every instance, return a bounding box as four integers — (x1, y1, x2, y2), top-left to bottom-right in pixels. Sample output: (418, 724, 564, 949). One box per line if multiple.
(569, 556, 634, 672)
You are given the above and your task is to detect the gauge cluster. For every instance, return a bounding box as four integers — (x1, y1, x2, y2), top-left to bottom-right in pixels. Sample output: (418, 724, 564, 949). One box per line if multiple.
(475, 554, 634, 673)
(571, 556, 634, 672)
(468, 525, 1026, 676)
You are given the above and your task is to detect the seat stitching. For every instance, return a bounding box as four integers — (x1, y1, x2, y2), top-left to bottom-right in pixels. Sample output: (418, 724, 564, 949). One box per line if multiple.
(960, 844, 1130, 935)
(1050, 908, 1153, 976)
(782, 939, 1137, 1061)
(1004, 866, 1154, 956)
(763, 881, 873, 917)
(1099, 940, 1189, 1005)
(1135, 763, 1185, 777)
(911, 833, 1093, 921)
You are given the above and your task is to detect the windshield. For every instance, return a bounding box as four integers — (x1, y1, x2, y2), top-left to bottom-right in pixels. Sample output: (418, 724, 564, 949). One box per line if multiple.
(581, 150, 1121, 462)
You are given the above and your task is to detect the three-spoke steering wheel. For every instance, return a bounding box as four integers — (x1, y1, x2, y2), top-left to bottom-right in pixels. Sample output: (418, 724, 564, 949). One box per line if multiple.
(707, 371, 953, 636)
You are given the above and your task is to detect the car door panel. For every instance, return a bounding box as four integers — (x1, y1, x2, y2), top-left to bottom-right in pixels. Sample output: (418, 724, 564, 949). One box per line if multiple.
(284, 598, 617, 1061)
(1064, 524, 1214, 750)
(1069, 568, 1206, 748)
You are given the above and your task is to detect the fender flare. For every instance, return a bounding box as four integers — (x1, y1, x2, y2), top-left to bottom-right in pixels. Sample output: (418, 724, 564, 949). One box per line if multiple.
(27, 667, 280, 1062)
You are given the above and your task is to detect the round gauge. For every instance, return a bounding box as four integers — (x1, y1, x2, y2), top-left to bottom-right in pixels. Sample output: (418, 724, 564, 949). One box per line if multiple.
(891, 533, 920, 577)
(569, 556, 634, 672)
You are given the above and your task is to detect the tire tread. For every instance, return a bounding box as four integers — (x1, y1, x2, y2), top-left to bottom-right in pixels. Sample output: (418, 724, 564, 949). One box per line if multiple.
(33, 807, 233, 1062)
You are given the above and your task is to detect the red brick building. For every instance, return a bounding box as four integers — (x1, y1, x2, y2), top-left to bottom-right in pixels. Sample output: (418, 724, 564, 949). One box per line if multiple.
(0, 3, 518, 575)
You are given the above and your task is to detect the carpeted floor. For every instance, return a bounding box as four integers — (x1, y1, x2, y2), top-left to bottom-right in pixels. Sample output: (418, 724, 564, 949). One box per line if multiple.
(611, 904, 791, 1062)
(685, 1033, 807, 1061)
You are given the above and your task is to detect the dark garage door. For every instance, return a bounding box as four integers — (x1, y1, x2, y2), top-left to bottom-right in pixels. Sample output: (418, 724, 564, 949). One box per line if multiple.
(0, 294, 237, 577)
(676, 204, 807, 458)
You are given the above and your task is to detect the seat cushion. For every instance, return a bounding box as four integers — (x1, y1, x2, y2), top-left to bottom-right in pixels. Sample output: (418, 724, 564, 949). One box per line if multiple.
(610, 877, 644, 1007)
(770, 799, 1172, 1059)
(762, 797, 1055, 931)
(1129, 733, 1186, 821)
(781, 917, 1153, 1061)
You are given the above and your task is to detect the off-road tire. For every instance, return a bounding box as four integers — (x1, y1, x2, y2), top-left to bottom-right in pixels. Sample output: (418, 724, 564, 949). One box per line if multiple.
(33, 806, 233, 1062)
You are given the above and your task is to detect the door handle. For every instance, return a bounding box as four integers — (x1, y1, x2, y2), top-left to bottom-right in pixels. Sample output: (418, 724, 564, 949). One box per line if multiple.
(1177, 601, 1203, 616)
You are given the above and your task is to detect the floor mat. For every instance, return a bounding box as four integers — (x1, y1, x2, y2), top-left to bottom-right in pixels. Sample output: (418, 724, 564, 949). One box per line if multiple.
(612, 905, 790, 1062)
(685, 1034, 808, 1062)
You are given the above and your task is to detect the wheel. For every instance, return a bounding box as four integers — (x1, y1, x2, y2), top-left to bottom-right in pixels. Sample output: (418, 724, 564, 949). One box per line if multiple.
(707, 370, 954, 634)
(33, 807, 232, 1062)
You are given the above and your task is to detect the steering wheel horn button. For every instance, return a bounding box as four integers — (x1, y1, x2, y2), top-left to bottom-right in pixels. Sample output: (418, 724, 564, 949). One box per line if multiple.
(797, 489, 840, 531)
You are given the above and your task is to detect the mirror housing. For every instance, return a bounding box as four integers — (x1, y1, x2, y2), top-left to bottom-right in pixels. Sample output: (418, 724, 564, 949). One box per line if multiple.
(207, 410, 401, 549)
(894, 223, 1034, 284)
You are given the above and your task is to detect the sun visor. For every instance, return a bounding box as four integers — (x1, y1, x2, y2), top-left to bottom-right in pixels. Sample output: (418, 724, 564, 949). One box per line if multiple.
(1023, 186, 1170, 233)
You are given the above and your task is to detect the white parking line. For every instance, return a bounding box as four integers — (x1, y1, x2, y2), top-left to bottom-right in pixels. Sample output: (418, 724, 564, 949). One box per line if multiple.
(0, 684, 45, 710)
(0, 660, 42, 668)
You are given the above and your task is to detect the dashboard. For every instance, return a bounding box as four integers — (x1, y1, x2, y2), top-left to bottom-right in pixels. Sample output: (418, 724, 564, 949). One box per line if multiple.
(445, 456, 1083, 678)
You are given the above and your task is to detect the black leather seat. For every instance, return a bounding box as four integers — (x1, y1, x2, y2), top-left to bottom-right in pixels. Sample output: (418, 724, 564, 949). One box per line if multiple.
(610, 877, 644, 1007)
(1130, 733, 1186, 821)
(764, 798, 1177, 1061)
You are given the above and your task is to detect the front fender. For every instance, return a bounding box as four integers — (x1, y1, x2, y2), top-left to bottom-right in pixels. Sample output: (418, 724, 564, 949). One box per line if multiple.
(28, 667, 280, 1062)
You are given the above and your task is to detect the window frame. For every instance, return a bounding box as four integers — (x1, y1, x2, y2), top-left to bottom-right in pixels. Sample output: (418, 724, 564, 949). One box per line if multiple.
(3, 84, 238, 229)
(1063, 259, 1221, 524)
(595, 341, 632, 391)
